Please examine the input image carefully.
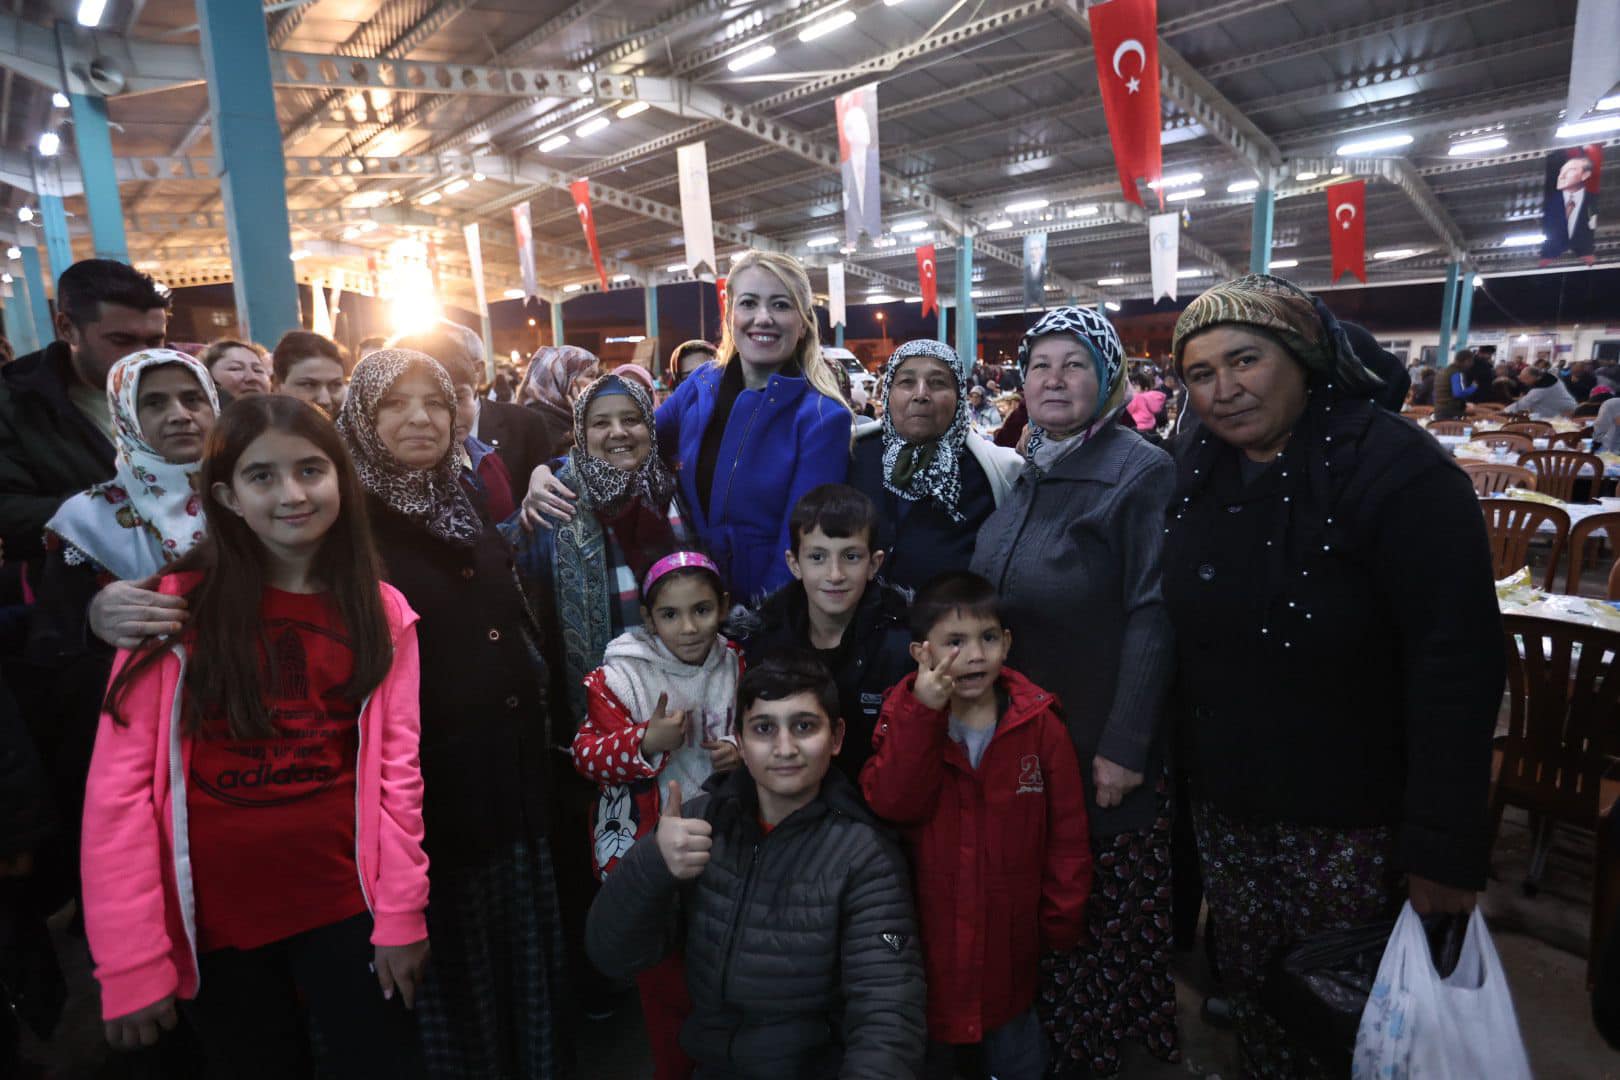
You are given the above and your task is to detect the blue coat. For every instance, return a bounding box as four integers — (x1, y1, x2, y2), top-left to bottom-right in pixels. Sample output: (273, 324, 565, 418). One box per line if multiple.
(656, 362, 850, 600)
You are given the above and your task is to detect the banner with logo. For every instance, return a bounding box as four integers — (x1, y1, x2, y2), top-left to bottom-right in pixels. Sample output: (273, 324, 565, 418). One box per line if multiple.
(827, 262, 846, 329)
(916, 244, 938, 316)
(677, 142, 719, 280)
(463, 222, 487, 312)
(835, 85, 882, 246)
(1022, 232, 1048, 310)
(569, 179, 610, 292)
(513, 201, 537, 300)
(1149, 211, 1179, 301)
(1326, 180, 1366, 283)
(310, 277, 331, 336)
(1090, 0, 1162, 207)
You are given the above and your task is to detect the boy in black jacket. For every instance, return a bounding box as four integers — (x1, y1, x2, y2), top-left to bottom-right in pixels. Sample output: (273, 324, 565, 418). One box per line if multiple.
(586, 653, 926, 1079)
(733, 484, 913, 783)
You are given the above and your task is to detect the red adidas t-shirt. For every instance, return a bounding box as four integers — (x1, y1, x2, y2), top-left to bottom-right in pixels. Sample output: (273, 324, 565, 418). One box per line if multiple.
(187, 588, 368, 952)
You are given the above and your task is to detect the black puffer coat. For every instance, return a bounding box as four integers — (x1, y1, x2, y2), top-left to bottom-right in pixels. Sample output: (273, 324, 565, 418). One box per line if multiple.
(586, 767, 926, 1079)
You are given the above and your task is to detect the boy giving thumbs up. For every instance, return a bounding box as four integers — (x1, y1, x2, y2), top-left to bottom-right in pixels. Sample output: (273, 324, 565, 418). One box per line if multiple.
(587, 652, 927, 1079)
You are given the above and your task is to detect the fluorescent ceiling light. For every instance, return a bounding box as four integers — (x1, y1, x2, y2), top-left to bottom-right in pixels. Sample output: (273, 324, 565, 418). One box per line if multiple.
(1176, 269, 1204, 279)
(1005, 198, 1049, 214)
(1, 273, 10, 284)
(5, 246, 18, 259)
(418, 191, 441, 205)
(1104, 301, 1121, 312)
(51, 92, 69, 109)
(1372, 248, 1419, 259)
(1448, 136, 1508, 156)
(576, 76, 593, 92)
(472, 172, 486, 182)
(1556, 115, 1620, 139)
(612, 273, 633, 283)
(984, 218, 1013, 230)
(76, 0, 106, 27)
(563, 283, 584, 293)
(1295, 171, 1319, 181)
(443, 178, 470, 195)
(799, 10, 856, 42)
(667, 263, 689, 273)
(16, 207, 32, 223)
(538, 134, 570, 152)
(503, 288, 525, 299)
(1164, 187, 1205, 201)
(617, 102, 650, 119)
(728, 45, 776, 71)
(1473, 274, 1485, 287)
(890, 218, 928, 233)
(576, 117, 611, 137)
(884, 0, 907, 5)
(1599, 94, 1620, 112)
(37, 132, 59, 157)
(904, 296, 922, 303)
(1268, 258, 1299, 269)
(1097, 276, 1125, 286)
(905, 230, 935, 242)
(1330, 165, 1345, 174)
(1147, 171, 1203, 190)
(970, 289, 985, 298)
(1227, 178, 1260, 193)
(1501, 233, 1545, 247)
(289, 248, 310, 261)
(1066, 204, 1100, 217)
(1335, 132, 1413, 155)
(806, 235, 840, 248)
(865, 293, 897, 304)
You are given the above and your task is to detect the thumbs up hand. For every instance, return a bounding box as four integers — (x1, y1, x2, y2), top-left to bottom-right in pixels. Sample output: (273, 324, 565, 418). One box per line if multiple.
(642, 692, 690, 756)
(656, 781, 713, 881)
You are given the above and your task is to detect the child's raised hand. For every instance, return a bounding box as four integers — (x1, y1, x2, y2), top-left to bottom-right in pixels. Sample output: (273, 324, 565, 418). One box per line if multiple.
(913, 642, 960, 711)
(104, 994, 177, 1050)
(375, 938, 431, 1010)
(656, 780, 713, 880)
(702, 738, 740, 773)
(641, 692, 689, 756)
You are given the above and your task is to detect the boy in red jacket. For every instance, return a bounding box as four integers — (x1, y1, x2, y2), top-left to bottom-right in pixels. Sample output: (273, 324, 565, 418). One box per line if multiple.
(861, 571, 1092, 1079)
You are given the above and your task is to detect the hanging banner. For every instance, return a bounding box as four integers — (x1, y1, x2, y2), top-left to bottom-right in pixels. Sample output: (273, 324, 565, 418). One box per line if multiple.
(569, 179, 610, 293)
(835, 85, 882, 246)
(310, 277, 331, 336)
(329, 281, 344, 328)
(463, 222, 488, 313)
(1090, 0, 1163, 207)
(827, 262, 846, 329)
(716, 276, 727, 317)
(677, 142, 719, 279)
(512, 201, 538, 300)
(1326, 180, 1367, 283)
(1022, 233, 1049, 310)
(916, 244, 938, 317)
(1566, 0, 1620, 128)
(1539, 145, 1602, 265)
(1148, 211, 1179, 302)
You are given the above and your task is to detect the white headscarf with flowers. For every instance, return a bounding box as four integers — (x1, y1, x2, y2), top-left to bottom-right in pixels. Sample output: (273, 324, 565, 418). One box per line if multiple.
(45, 348, 219, 579)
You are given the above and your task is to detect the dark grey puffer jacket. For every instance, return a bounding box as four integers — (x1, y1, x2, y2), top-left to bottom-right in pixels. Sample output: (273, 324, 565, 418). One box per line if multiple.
(586, 767, 926, 1080)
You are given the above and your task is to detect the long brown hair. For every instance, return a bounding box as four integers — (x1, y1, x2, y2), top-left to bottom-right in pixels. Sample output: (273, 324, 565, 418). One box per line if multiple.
(106, 395, 394, 738)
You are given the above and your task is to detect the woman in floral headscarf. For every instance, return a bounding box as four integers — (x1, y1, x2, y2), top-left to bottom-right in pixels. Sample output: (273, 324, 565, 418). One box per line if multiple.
(970, 307, 1179, 1077)
(519, 344, 602, 460)
(848, 338, 1023, 591)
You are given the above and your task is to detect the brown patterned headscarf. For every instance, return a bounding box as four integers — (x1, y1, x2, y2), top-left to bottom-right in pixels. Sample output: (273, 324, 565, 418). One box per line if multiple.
(521, 345, 601, 427)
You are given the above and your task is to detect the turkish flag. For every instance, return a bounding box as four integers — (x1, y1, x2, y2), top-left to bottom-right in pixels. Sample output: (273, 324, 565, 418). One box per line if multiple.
(716, 276, 727, 317)
(916, 244, 938, 317)
(1090, 0, 1162, 207)
(1326, 180, 1366, 283)
(569, 179, 610, 292)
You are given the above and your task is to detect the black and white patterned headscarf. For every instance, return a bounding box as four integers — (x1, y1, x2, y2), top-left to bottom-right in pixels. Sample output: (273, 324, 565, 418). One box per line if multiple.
(1016, 306, 1128, 465)
(567, 373, 677, 516)
(880, 338, 971, 522)
(337, 348, 483, 546)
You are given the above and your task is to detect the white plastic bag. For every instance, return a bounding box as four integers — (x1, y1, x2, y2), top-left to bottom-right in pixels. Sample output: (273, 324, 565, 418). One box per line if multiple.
(1351, 902, 1532, 1079)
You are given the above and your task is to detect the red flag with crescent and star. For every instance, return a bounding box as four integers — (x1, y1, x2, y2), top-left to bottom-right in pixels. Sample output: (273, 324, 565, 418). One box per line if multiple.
(716, 276, 727, 316)
(1326, 179, 1366, 283)
(569, 179, 610, 292)
(916, 244, 938, 317)
(1090, 0, 1162, 207)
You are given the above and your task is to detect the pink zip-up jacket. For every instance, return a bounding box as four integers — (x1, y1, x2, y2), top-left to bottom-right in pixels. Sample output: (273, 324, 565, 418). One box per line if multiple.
(81, 574, 430, 1021)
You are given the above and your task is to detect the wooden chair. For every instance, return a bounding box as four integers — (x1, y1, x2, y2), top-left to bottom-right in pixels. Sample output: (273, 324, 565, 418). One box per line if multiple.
(1463, 462, 1537, 497)
(1609, 556, 1620, 600)
(1405, 405, 1434, 419)
(1480, 499, 1569, 589)
(1502, 420, 1556, 439)
(1518, 450, 1605, 502)
(1565, 512, 1620, 594)
(1552, 428, 1594, 449)
(1428, 420, 1470, 436)
(1474, 432, 1534, 455)
(1494, 615, 1620, 895)
(1474, 402, 1507, 413)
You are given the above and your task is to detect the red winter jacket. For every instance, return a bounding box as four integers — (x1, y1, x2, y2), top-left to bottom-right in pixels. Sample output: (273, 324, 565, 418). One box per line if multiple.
(861, 666, 1092, 1044)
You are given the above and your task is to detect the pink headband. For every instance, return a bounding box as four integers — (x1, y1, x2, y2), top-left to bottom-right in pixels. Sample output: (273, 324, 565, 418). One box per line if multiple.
(642, 551, 722, 596)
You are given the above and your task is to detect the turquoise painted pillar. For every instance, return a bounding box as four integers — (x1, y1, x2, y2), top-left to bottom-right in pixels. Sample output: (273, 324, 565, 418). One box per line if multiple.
(1438, 262, 1460, 367)
(67, 95, 127, 262)
(18, 245, 52, 347)
(954, 235, 976, 365)
(1249, 187, 1276, 275)
(195, 0, 300, 343)
(6, 274, 40, 355)
(550, 297, 565, 346)
(937, 302, 948, 344)
(39, 193, 71, 284)
(1456, 271, 1476, 351)
(834, 323, 844, 347)
(643, 282, 659, 348)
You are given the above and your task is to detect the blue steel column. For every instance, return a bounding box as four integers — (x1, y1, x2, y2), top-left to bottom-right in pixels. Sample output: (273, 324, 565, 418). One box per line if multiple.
(195, 0, 300, 343)
(1455, 270, 1476, 352)
(954, 235, 976, 365)
(6, 272, 40, 355)
(643, 282, 659, 353)
(550, 296, 565, 346)
(1249, 187, 1275, 275)
(68, 96, 127, 262)
(18, 244, 53, 347)
(834, 322, 844, 347)
(39, 194, 72, 283)
(1437, 261, 1460, 367)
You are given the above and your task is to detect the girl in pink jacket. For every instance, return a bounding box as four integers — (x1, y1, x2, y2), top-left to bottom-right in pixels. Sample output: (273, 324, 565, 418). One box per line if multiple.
(82, 394, 430, 1078)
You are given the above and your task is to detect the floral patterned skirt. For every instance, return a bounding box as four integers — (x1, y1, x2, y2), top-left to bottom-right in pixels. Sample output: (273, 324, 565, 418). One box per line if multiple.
(1039, 793, 1180, 1078)
(1190, 801, 1404, 1079)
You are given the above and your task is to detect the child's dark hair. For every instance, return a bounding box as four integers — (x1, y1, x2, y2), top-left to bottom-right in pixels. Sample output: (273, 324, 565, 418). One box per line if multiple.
(788, 483, 879, 553)
(640, 547, 727, 610)
(105, 395, 393, 739)
(734, 650, 842, 731)
(909, 571, 1004, 641)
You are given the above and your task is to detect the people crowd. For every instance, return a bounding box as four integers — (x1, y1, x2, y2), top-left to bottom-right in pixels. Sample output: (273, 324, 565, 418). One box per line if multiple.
(0, 255, 1502, 1080)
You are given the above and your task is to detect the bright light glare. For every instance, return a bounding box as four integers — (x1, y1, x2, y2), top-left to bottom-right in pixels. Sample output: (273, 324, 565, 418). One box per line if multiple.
(563, 283, 584, 292)
(1176, 269, 1204, 279)
(1104, 301, 1121, 311)
(1448, 136, 1508, 156)
(1295, 171, 1319, 181)
(1556, 115, 1620, 138)
(504, 288, 525, 299)
(1269, 258, 1299, 269)
(1005, 198, 1049, 214)
(1066, 205, 1100, 217)
(1501, 233, 1545, 247)
(1164, 187, 1205, 201)
(728, 46, 776, 71)
(1335, 132, 1413, 155)
(51, 92, 69, 109)
(986, 219, 1014, 230)
(1599, 94, 1620, 111)
(799, 10, 856, 42)
(890, 218, 928, 232)
(538, 135, 571, 152)
(16, 208, 33, 223)
(76, 0, 107, 27)
(418, 191, 441, 205)
(443, 179, 470, 195)
(667, 263, 689, 273)
(612, 273, 632, 283)
(1373, 248, 1419, 260)
(865, 294, 897, 304)
(576, 117, 611, 137)
(617, 102, 650, 119)
(806, 235, 840, 248)
(1227, 178, 1260, 193)
(5, 247, 18, 259)
(1147, 171, 1203, 190)
(1097, 276, 1125, 286)
(37, 132, 59, 157)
